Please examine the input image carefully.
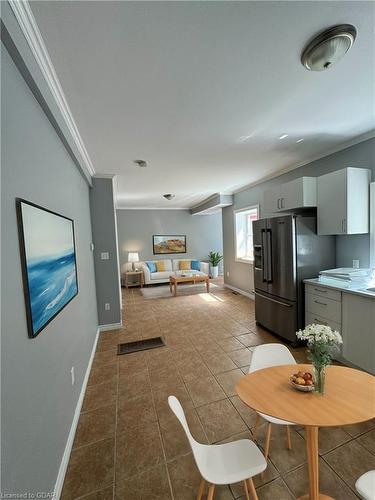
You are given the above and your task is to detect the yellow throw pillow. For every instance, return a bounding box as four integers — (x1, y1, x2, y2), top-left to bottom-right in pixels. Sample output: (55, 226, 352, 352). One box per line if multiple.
(179, 260, 190, 270)
(156, 261, 166, 272)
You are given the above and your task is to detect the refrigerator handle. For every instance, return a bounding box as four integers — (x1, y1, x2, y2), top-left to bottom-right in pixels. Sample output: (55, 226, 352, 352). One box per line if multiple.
(267, 228, 273, 283)
(261, 229, 267, 282)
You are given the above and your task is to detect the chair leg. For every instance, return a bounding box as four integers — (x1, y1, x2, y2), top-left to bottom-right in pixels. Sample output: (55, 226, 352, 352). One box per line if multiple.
(196, 478, 206, 500)
(264, 422, 272, 460)
(243, 479, 250, 500)
(252, 414, 261, 441)
(286, 425, 292, 450)
(207, 484, 215, 500)
(247, 478, 259, 500)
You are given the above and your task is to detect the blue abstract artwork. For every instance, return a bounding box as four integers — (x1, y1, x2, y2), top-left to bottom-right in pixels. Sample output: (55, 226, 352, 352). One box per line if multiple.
(17, 199, 78, 338)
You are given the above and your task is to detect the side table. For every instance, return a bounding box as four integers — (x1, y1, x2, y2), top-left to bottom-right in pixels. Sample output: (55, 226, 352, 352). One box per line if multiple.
(123, 270, 144, 288)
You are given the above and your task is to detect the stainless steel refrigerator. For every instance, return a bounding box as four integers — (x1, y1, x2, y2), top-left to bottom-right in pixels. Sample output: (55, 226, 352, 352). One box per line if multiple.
(253, 214, 335, 343)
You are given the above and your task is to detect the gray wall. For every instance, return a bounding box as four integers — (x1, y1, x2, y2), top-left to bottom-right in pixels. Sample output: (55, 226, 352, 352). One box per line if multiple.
(116, 209, 223, 272)
(1, 44, 98, 494)
(223, 138, 375, 294)
(90, 177, 122, 326)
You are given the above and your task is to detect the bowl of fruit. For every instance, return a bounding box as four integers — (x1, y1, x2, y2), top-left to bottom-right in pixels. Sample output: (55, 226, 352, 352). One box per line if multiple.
(290, 371, 315, 392)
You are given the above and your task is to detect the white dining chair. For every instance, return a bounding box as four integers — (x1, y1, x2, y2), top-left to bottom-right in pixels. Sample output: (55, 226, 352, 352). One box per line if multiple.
(249, 343, 296, 461)
(355, 470, 375, 500)
(168, 395, 267, 500)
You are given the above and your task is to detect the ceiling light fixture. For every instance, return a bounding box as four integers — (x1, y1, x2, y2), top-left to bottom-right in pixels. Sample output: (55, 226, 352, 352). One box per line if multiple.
(133, 159, 148, 168)
(163, 194, 175, 200)
(301, 24, 356, 71)
(296, 138, 304, 143)
(279, 134, 288, 140)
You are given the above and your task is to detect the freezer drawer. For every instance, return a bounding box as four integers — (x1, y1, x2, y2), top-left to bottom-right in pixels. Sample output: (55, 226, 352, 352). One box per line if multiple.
(255, 291, 298, 342)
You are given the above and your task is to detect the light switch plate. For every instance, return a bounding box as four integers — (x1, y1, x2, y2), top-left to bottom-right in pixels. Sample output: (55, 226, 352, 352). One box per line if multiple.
(352, 259, 360, 269)
(101, 252, 109, 260)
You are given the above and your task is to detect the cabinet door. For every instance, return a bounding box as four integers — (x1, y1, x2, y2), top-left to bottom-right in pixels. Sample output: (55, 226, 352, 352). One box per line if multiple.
(263, 186, 281, 214)
(281, 177, 317, 210)
(342, 293, 375, 374)
(317, 169, 347, 235)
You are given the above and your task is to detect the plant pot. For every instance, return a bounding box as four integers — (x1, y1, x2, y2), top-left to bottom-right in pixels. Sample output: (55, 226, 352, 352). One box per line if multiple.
(210, 266, 219, 279)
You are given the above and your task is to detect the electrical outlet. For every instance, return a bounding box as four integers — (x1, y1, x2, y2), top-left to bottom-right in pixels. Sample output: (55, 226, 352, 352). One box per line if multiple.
(353, 259, 360, 269)
(105, 303, 111, 311)
(101, 252, 110, 260)
(226, 271, 230, 277)
(70, 366, 75, 386)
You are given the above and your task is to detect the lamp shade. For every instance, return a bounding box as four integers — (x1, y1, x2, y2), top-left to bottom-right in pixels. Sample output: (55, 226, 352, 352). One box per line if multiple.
(128, 252, 139, 263)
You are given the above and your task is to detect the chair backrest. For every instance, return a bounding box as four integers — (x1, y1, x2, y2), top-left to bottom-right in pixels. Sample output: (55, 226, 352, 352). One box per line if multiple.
(249, 343, 296, 373)
(168, 396, 202, 454)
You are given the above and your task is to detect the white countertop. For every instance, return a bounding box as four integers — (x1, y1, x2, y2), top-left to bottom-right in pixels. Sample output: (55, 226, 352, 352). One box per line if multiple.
(304, 277, 375, 299)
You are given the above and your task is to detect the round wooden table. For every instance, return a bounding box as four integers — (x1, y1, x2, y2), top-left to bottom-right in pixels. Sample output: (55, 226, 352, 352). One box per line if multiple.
(236, 364, 375, 500)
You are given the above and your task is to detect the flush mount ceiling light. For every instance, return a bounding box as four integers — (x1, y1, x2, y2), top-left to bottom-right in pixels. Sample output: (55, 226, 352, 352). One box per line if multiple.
(133, 159, 148, 167)
(163, 194, 175, 200)
(301, 24, 356, 71)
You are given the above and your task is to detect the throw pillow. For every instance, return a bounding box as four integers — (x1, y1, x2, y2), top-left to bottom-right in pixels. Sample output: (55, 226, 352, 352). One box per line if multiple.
(146, 261, 157, 273)
(191, 260, 201, 271)
(156, 261, 166, 272)
(179, 260, 190, 270)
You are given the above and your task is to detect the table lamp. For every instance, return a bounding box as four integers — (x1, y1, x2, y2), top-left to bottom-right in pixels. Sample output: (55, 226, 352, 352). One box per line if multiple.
(128, 252, 139, 271)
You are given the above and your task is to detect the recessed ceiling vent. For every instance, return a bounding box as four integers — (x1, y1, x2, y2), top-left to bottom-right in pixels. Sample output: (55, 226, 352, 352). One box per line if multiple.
(301, 24, 356, 71)
(134, 159, 148, 167)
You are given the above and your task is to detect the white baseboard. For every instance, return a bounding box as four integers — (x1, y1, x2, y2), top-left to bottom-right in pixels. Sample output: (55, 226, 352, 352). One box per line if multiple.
(53, 327, 100, 499)
(98, 321, 123, 332)
(225, 283, 255, 300)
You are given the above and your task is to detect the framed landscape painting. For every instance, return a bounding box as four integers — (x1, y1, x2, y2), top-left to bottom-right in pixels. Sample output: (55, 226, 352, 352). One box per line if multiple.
(153, 235, 187, 255)
(16, 199, 78, 338)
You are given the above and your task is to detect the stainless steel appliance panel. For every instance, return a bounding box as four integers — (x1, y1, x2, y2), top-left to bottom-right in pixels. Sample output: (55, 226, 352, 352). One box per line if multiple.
(255, 291, 297, 342)
(253, 219, 268, 293)
(267, 216, 296, 301)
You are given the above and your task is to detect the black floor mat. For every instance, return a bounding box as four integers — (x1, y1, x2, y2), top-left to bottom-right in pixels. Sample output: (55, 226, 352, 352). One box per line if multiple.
(117, 337, 165, 355)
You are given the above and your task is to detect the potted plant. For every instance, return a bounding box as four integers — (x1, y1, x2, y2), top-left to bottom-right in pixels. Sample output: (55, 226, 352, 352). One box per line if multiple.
(208, 251, 223, 279)
(296, 324, 343, 394)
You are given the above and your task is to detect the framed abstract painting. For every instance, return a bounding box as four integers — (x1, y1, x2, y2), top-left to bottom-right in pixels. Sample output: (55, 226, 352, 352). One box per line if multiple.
(16, 199, 78, 338)
(153, 235, 187, 254)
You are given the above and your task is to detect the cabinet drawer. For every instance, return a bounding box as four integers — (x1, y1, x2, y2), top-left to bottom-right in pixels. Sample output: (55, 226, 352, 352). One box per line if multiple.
(305, 312, 341, 333)
(305, 284, 341, 302)
(305, 293, 342, 324)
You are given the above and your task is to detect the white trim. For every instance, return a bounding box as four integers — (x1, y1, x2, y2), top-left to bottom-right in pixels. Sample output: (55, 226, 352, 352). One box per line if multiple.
(234, 130, 375, 195)
(93, 173, 116, 179)
(53, 327, 100, 500)
(235, 258, 254, 264)
(8, 0, 95, 180)
(99, 322, 123, 332)
(234, 204, 259, 262)
(225, 283, 255, 300)
(116, 206, 188, 211)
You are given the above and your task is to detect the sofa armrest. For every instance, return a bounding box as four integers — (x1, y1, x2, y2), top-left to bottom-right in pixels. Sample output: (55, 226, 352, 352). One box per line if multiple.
(140, 263, 151, 284)
(200, 261, 209, 275)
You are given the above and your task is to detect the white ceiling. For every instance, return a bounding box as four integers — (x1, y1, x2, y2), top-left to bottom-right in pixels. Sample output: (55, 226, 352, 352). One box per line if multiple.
(31, 1, 375, 208)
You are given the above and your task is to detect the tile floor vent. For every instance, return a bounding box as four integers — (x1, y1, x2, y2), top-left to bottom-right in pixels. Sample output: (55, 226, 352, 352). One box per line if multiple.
(117, 337, 165, 355)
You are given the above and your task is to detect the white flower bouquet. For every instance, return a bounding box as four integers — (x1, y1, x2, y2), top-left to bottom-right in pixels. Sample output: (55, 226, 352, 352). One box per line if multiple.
(297, 324, 343, 394)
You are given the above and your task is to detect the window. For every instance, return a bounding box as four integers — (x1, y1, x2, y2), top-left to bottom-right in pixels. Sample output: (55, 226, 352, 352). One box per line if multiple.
(234, 206, 259, 262)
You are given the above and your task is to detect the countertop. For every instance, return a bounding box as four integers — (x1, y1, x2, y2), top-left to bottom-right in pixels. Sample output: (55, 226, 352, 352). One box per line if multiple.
(304, 277, 375, 300)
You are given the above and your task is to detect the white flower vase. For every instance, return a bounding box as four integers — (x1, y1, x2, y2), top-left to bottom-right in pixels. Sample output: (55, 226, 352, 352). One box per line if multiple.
(210, 266, 219, 279)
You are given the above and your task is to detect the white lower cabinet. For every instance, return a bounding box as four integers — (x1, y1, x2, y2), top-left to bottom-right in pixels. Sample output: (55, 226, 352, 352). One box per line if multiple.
(342, 293, 375, 374)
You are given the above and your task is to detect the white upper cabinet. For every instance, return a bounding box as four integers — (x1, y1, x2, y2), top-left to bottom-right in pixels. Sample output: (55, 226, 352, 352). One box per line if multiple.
(262, 177, 317, 215)
(317, 167, 371, 235)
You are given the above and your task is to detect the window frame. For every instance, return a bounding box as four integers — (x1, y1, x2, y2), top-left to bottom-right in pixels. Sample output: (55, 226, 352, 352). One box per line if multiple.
(233, 204, 260, 264)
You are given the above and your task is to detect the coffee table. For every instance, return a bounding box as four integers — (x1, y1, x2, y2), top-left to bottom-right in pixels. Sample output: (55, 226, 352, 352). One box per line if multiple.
(236, 364, 375, 500)
(169, 275, 210, 296)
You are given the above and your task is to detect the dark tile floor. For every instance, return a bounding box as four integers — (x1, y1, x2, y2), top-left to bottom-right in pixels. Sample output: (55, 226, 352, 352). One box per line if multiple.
(61, 280, 375, 499)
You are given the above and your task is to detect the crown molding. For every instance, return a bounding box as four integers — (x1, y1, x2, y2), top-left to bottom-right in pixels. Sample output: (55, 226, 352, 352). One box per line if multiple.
(8, 0, 95, 178)
(234, 130, 375, 195)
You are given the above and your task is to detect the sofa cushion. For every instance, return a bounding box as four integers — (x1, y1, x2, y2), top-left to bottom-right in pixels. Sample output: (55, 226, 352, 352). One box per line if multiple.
(159, 259, 173, 271)
(146, 261, 157, 273)
(150, 271, 173, 280)
(156, 261, 166, 272)
(179, 260, 191, 271)
(191, 260, 200, 271)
